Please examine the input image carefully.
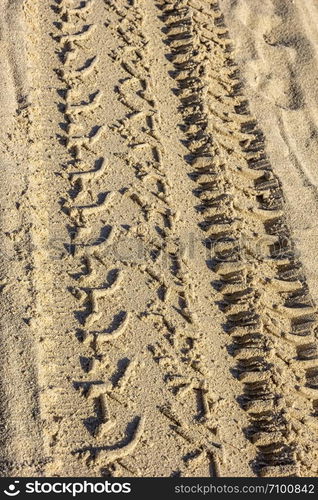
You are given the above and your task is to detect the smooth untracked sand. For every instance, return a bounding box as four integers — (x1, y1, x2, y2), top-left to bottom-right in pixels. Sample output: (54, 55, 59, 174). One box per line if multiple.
(0, 0, 317, 477)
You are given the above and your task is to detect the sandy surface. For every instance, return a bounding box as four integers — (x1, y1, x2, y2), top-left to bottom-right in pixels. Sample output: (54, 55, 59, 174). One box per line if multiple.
(0, 0, 317, 477)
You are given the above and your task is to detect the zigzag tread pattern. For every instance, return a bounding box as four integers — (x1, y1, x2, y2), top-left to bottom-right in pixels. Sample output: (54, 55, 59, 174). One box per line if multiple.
(157, 0, 318, 477)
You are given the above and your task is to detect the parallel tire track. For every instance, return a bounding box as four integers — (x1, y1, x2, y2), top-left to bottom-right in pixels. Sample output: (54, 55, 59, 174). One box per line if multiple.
(157, 0, 318, 477)
(53, 0, 146, 476)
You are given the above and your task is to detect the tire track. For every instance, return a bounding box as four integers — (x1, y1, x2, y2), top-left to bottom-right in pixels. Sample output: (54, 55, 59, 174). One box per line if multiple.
(108, 0, 196, 327)
(103, 0, 226, 476)
(157, 0, 318, 477)
(52, 0, 146, 476)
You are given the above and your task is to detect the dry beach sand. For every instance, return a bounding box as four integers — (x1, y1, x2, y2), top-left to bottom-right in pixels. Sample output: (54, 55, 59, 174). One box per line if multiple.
(0, 0, 318, 477)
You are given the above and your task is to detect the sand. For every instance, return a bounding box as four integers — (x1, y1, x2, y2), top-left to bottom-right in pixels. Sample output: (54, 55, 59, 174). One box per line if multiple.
(0, 0, 317, 477)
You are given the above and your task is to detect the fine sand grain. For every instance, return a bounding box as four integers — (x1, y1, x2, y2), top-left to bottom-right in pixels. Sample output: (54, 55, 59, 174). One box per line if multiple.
(0, 0, 317, 477)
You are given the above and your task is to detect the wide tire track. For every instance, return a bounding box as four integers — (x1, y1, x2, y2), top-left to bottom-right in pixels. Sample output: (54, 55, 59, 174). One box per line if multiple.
(157, 0, 318, 477)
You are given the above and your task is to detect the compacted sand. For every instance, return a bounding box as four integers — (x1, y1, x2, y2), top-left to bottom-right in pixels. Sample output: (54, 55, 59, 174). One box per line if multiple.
(0, 0, 317, 477)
